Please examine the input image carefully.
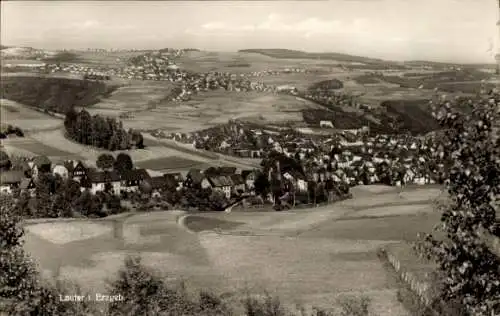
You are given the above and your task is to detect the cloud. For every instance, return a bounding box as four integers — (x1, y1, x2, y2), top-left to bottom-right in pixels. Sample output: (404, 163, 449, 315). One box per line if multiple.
(192, 14, 370, 37)
(70, 20, 101, 30)
(201, 22, 226, 30)
(68, 20, 134, 32)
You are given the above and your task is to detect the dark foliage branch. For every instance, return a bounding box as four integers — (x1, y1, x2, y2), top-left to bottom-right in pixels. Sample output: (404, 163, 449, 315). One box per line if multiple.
(415, 92, 500, 316)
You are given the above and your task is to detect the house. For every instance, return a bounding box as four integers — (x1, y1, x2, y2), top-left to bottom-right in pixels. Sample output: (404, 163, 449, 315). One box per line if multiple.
(320, 120, 334, 128)
(11, 160, 31, 178)
(19, 178, 36, 196)
(31, 155, 51, 178)
(85, 170, 121, 194)
(163, 174, 180, 191)
(71, 161, 89, 182)
(206, 175, 232, 199)
(218, 166, 237, 176)
(120, 169, 150, 192)
(230, 174, 246, 195)
(283, 171, 308, 192)
(241, 169, 258, 192)
(52, 164, 69, 179)
(147, 176, 168, 197)
(0, 170, 24, 194)
(184, 168, 206, 188)
(164, 172, 184, 190)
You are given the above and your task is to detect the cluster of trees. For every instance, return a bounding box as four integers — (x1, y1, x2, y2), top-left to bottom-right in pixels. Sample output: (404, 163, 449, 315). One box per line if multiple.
(83, 73, 111, 81)
(380, 99, 440, 135)
(0, 151, 12, 171)
(1, 76, 116, 114)
(0, 124, 24, 139)
(254, 151, 351, 209)
(12, 173, 124, 219)
(307, 79, 344, 92)
(64, 109, 144, 151)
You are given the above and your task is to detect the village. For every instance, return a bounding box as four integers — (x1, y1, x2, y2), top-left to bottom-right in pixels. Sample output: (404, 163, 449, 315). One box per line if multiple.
(152, 119, 449, 187)
(0, 110, 452, 216)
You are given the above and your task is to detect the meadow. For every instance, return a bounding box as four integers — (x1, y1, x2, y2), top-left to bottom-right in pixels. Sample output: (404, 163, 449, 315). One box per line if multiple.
(122, 90, 325, 133)
(21, 185, 443, 315)
(0, 99, 63, 132)
(134, 155, 207, 171)
(175, 51, 356, 74)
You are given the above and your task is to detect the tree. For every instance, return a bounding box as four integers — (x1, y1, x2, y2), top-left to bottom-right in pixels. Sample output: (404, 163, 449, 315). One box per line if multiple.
(208, 190, 228, 212)
(96, 153, 115, 171)
(138, 180, 152, 196)
(254, 172, 270, 200)
(129, 129, 145, 149)
(0, 150, 11, 171)
(114, 153, 134, 174)
(415, 92, 500, 315)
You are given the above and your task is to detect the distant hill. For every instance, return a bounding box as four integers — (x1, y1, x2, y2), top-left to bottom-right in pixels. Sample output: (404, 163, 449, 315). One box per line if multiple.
(404, 60, 497, 70)
(0, 46, 57, 59)
(239, 48, 391, 64)
(0, 45, 9, 50)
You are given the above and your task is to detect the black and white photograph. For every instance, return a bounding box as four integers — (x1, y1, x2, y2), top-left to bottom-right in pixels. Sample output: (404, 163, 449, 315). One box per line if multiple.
(0, 0, 499, 315)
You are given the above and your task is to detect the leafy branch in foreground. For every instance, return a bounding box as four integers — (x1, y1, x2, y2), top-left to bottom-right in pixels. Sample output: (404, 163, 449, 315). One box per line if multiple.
(415, 92, 500, 315)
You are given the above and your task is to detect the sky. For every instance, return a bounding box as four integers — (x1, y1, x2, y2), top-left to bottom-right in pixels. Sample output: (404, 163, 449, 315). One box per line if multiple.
(1, 0, 499, 63)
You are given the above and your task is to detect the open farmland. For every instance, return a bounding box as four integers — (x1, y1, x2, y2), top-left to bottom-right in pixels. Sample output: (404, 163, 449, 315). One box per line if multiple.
(22, 185, 444, 315)
(68, 51, 144, 67)
(134, 155, 207, 171)
(0, 99, 63, 132)
(82, 80, 175, 118)
(2, 137, 77, 157)
(28, 129, 197, 164)
(123, 90, 325, 133)
(176, 51, 363, 74)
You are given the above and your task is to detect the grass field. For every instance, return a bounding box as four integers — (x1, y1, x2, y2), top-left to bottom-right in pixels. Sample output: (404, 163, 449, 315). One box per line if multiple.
(64, 51, 143, 67)
(135, 155, 206, 171)
(176, 51, 355, 74)
(1, 137, 80, 159)
(5, 138, 76, 157)
(0, 99, 63, 132)
(123, 90, 325, 133)
(81, 80, 175, 115)
(22, 186, 444, 315)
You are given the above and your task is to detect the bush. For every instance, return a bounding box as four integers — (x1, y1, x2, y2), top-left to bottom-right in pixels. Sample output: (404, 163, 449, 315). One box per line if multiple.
(337, 295, 371, 316)
(242, 293, 287, 316)
(107, 255, 233, 316)
(0, 196, 103, 315)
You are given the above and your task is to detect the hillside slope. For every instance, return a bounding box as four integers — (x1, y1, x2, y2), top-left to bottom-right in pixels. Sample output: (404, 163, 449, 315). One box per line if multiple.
(1, 75, 117, 114)
(239, 49, 389, 64)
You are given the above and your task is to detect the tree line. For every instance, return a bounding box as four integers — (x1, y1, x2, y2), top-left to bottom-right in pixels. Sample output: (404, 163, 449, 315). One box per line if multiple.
(64, 108, 144, 151)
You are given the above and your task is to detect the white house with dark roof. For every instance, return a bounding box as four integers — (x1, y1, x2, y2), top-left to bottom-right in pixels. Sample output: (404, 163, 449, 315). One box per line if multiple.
(52, 164, 69, 179)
